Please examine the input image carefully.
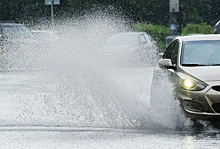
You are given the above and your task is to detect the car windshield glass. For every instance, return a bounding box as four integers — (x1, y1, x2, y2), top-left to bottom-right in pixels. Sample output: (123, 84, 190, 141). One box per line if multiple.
(105, 33, 140, 45)
(2, 25, 32, 38)
(181, 40, 220, 66)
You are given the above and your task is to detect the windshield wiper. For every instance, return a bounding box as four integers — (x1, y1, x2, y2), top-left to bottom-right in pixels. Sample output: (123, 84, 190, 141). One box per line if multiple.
(181, 64, 207, 67)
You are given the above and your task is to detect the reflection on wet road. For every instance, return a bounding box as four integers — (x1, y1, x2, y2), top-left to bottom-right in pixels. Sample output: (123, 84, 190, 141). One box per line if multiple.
(0, 127, 220, 148)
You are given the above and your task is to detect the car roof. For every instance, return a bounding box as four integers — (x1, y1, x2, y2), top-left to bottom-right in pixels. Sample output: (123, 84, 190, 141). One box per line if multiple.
(114, 32, 147, 35)
(176, 34, 220, 42)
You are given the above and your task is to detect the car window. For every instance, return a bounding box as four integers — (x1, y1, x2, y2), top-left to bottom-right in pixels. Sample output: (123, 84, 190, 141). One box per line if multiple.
(139, 34, 146, 43)
(181, 40, 220, 66)
(163, 41, 176, 59)
(163, 40, 179, 65)
(105, 33, 139, 45)
(144, 34, 153, 43)
(170, 41, 179, 65)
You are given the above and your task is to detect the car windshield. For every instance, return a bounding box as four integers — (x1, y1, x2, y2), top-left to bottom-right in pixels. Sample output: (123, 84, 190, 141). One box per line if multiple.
(2, 24, 32, 38)
(105, 33, 140, 45)
(181, 40, 220, 66)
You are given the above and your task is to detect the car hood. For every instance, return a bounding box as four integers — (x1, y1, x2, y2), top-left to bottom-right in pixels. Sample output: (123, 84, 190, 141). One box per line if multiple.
(182, 66, 220, 82)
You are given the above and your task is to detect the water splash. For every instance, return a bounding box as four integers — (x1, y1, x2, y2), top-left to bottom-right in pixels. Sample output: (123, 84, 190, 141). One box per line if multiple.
(147, 66, 220, 131)
(1, 13, 215, 132)
(0, 13, 158, 129)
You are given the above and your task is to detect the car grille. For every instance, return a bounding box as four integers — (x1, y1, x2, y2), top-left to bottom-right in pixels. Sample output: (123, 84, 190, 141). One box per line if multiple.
(212, 86, 220, 92)
(183, 100, 205, 112)
(212, 103, 220, 113)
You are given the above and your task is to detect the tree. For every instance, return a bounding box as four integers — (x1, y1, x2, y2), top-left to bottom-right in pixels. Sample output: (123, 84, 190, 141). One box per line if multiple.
(0, 0, 219, 27)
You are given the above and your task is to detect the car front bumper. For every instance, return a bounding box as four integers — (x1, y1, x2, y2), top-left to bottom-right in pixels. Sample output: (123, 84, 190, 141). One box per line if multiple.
(177, 81, 220, 120)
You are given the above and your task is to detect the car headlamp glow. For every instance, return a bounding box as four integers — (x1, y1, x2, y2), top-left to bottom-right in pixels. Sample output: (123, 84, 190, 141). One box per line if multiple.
(182, 79, 194, 89)
(180, 74, 207, 91)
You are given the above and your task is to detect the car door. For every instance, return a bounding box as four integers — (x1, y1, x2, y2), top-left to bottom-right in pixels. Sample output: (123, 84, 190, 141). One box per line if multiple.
(150, 39, 179, 106)
(162, 40, 180, 90)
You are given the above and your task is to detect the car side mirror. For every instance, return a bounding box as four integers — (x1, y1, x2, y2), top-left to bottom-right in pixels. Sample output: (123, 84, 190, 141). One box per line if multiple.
(158, 59, 176, 69)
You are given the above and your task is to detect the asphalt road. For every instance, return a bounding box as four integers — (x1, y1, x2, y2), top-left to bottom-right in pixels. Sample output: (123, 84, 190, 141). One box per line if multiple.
(0, 67, 220, 148)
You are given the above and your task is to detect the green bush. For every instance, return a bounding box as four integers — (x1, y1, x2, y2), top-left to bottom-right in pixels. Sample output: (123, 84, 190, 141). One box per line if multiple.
(181, 23, 213, 35)
(134, 22, 214, 52)
(134, 22, 169, 52)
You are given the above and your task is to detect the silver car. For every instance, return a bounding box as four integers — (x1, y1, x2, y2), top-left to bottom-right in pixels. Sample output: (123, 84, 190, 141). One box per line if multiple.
(99, 32, 158, 67)
(151, 35, 220, 120)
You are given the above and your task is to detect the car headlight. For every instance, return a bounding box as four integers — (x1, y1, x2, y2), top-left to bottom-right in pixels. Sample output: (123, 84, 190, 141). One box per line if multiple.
(182, 79, 194, 89)
(180, 74, 207, 91)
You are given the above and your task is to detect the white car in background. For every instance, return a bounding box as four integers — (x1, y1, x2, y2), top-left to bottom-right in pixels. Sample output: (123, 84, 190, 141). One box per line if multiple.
(99, 32, 158, 67)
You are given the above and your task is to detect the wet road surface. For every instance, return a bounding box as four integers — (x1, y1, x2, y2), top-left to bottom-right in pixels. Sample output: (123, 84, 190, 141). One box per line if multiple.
(0, 68, 220, 148)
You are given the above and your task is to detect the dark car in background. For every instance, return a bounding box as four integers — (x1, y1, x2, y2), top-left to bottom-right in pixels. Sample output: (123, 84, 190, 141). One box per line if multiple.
(0, 23, 32, 39)
(0, 23, 33, 52)
(0, 23, 33, 69)
(98, 32, 158, 67)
